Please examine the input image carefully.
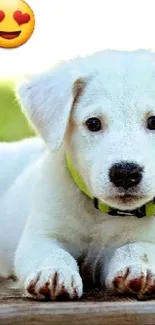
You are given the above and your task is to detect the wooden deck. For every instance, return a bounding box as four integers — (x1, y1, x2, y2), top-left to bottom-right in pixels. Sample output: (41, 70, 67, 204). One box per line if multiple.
(1, 278, 155, 325)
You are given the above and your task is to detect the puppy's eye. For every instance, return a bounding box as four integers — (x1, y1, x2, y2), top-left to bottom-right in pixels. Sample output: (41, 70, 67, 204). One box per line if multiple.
(147, 116, 155, 130)
(85, 117, 102, 132)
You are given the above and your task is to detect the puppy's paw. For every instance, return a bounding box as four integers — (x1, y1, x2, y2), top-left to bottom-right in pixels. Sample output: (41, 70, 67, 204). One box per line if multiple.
(105, 264, 155, 299)
(24, 266, 83, 300)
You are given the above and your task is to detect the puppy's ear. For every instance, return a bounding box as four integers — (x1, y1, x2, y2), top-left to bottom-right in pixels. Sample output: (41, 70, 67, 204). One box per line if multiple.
(17, 63, 86, 151)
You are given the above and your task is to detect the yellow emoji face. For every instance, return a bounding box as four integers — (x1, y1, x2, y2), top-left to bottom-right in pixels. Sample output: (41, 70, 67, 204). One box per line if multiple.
(0, 0, 35, 48)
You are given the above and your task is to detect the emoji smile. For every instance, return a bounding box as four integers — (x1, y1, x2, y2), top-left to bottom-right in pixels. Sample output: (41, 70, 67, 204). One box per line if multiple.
(0, 31, 21, 40)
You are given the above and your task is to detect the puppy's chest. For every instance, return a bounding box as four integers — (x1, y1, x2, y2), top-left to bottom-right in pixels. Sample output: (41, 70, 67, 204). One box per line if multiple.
(46, 200, 101, 255)
(48, 192, 155, 255)
(91, 214, 155, 247)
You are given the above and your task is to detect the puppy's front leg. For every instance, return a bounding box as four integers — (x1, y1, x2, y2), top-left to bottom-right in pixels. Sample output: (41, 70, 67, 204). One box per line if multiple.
(15, 234, 83, 300)
(103, 242, 155, 299)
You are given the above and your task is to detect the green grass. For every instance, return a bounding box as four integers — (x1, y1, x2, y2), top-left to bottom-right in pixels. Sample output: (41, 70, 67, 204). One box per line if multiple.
(0, 80, 34, 142)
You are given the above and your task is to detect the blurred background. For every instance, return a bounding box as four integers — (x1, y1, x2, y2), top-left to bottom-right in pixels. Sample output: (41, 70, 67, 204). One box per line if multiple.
(0, 80, 34, 141)
(1, 0, 155, 142)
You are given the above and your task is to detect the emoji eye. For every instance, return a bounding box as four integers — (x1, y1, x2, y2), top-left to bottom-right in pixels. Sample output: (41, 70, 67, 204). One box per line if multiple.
(13, 10, 30, 25)
(0, 10, 5, 22)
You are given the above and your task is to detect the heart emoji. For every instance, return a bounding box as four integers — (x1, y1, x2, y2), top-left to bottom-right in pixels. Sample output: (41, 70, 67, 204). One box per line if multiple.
(13, 10, 30, 25)
(0, 10, 5, 22)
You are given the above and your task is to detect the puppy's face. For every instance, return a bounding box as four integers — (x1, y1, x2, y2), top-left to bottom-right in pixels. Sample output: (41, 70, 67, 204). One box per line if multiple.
(66, 52, 155, 210)
(18, 50, 155, 211)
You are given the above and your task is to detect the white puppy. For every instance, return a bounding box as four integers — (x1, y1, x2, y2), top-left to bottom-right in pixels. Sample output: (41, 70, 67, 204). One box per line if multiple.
(1, 50, 155, 300)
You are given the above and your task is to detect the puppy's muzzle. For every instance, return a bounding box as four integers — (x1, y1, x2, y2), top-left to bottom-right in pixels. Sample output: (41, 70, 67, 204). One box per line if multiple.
(109, 162, 143, 190)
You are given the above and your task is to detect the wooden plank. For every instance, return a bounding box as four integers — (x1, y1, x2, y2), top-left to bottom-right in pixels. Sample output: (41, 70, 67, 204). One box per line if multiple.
(1, 278, 155, 325)
(0, 301, 155, 325)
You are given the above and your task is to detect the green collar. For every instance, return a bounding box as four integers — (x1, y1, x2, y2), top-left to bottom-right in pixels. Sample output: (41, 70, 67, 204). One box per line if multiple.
(66, 154, 155, 218)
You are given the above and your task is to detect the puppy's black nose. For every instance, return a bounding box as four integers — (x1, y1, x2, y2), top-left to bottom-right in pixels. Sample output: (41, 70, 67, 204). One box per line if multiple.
(109, 162, 143, 189)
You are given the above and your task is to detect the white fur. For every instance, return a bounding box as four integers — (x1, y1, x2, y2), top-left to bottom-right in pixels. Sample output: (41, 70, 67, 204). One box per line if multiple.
(1, 50, 155, 299)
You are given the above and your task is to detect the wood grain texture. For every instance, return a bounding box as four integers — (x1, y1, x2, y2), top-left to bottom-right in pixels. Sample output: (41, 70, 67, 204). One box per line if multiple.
(1, 278, 155, 325)
(1, 301, 155, 325)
